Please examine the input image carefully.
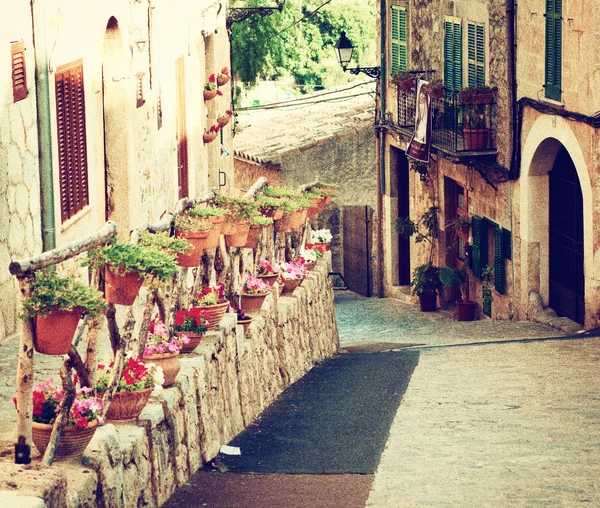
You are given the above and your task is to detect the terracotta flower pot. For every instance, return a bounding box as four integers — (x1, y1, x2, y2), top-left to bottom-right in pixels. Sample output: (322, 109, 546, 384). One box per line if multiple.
(257, 274, 279, 287)
(217, 75, 230, 86)
(221, 218, 239, 235)
(175, 331, 204, 353)
(274, 214, 292, 233)
(199, 300, 230, 330)
(105, 387, 153, 421)
(240, 293, 268, 312)
(261, 207, 284, 220)
(244, 224, 263, 249)
(105, 267, 144, 306)
(143, 351, 180, 387)
(203, 132, 218, 143)
(307, 205, 320, 219)
(202, 215, 225, 249)
(456, 300, 476, 321)
(204, 89, 217, 100)
(288, 209, 307, 229)
(282, 277, 302, 295)
(32, 419, 99, 459)
(217, 116, 231, 127)
(175, 229, 211, 267)
(34, 308, 83, 355)
(304, 261, 316, 271)
(225, 222, 250, 248)
(238, 317, 253, 335)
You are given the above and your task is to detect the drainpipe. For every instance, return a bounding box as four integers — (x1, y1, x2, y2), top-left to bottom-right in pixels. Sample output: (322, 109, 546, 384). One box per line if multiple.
(376, 0, 387, 297)
(31, 0, 56, 252)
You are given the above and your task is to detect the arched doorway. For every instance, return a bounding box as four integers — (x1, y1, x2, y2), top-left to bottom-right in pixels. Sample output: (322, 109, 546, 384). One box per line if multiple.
(549, 146, 584, 323)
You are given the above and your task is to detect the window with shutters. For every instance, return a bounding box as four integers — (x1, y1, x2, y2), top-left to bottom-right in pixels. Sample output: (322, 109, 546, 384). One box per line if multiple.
(443, 17, 462, 92)
(390, 6, 408, 75)
(471, 215, 506, 294)
(545, 0, 562, 101)
(467, 22, 485, 88)
(55, 59, 89, 223)
(11, 41, 28, 102)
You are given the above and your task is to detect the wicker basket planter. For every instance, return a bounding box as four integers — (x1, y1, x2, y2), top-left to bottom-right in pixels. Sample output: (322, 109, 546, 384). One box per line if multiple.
(105, 388, 153, 421)
(142, 351, 180, 387)
(32, 420, 99, 459)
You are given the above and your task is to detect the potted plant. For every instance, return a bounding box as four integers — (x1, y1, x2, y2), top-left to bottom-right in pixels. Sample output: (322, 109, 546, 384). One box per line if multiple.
(217, 67, 230, 86)
(423, 79, 445, 99)
(214, 195, 258, 245)
(410, 263, 442, 312)
(173, 215, 215, 266)
(310, 228, 333, 248)
(303, 188, 327, 217)
(22, 378, 103, 459)
(196, 284, 229, 330)
(458, 85, 497, 105)
(279, 260, 308, 294)
(86, 241, 178, 306)
(240, 275, 273, 312)
(97, 353, 163, 421)
(20, 270, 107, 355)
(298, 246, 321, 271)
(481, 265, 494, 318)
(217, 109, 233, 127)
(173, 307, 209, 353)
(204, 74, 223, 101)
(187, 205, 229, 247)
(245, 214, 273, 249)
(256, 259, 280, 286)
(391, 71, 415, 90)
(203, 124, 221, 144)
(439, 264, 476, 321)
(138, 230, 192, 259)
(143, 318, 186, 386)
(256, 195, 285, 220)
(316, 182, 337, 205)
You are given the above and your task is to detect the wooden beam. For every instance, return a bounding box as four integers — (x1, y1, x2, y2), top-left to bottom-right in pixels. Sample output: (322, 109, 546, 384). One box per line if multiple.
(244, 177, 269, 198)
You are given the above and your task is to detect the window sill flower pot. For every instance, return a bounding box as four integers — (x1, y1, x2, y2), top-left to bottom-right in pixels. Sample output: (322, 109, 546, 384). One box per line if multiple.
(142, 351, 180, 387)
(204, 89, 217, 101)
(34, 308, 83, 355)
(464, 128, 490, 150)
(32, 419, 99, 459)
(105, 387, 153, 421)
(203, 132, 218, 144)
(175, 331, 204, 354)
(456, 300, 476, 321)
(240, 293, 268, 312)
(175, 229, 211, 267)
(225, 222, 250, 248)
(105, 267, 144, 306)
(199, 300, 230, 330)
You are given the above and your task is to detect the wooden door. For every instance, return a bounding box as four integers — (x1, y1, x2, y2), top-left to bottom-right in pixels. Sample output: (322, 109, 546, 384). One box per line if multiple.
(342, 206, 374, 296)
(397, 151, 411, 285)
(549, 146, 584, 323)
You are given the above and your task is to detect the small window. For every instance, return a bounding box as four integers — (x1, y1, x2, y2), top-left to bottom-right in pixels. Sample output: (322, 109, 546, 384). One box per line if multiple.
(11, 41, 28, 102)
(136, 72, 145, 108)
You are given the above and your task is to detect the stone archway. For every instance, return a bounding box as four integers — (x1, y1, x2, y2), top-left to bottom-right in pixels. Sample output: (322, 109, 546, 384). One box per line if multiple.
(102, 17, 135, 238)
(520, 114, 592, 325)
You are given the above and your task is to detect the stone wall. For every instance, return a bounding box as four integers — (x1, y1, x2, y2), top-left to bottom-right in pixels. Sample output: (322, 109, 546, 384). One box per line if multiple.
(0, 257, 338, 507)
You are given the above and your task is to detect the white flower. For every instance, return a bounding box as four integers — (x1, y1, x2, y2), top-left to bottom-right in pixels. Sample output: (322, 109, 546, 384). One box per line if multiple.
(310, 229, 333, 244)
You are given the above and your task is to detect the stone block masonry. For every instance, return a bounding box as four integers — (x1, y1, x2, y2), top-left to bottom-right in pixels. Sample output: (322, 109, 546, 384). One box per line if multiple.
(0, 257, 339, 507)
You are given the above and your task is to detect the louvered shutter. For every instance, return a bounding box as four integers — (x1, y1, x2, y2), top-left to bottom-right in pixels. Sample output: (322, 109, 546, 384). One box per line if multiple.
(467, 23, 485, 88)
(494, 226, 505, 294)
(11, 41, 28, 102)
(545, 0, 562, 101)
(391, 7, 407, 75)
(444, 18, 462, 91)
(471, 215, 488, 279)
(55, 60, 89, 222)
(502, 228, 512, 260)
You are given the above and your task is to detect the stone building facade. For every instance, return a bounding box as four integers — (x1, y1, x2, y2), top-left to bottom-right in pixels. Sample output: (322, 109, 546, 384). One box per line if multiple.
(378, 0, 600, 329)
(0, 0, 234, 341)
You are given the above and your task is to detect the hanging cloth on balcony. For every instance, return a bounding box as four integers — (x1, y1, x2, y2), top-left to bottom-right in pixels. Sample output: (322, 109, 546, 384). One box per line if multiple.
(406, 79, 432, 163)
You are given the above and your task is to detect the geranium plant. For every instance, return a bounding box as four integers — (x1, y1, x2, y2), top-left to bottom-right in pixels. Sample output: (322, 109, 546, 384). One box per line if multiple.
(257, 259, 279, 276)
(198, 283, 226, 305)
(17, 378, 103, 428)
(97, 353, 163, 393)
(174, 307, 209, 335)
(310, 229, 333, 244)
(298, 247, 319, 263)
(279, 261, 308, 280)
(307, 243, 330, 255)
(219, 110, 233, 119)
(242, 275, 273, 295)
(144, 318, 188, 356)
(205, 74, 223, 95)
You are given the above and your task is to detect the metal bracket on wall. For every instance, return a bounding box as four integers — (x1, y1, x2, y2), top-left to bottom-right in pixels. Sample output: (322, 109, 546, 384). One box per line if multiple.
(219, 171, 227, 187)
(328, 272, 348, 290)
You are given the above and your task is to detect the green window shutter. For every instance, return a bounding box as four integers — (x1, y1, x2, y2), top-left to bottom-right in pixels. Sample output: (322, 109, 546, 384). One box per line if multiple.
(494, 226, 505, 294)
(471, 215, 483, 278)
(390, 7, 407, 75)
(502, 228, 512, 260)
(468, 23, 485, 88)
(444, 18, 462, 92)
(545, 0, 562, 101)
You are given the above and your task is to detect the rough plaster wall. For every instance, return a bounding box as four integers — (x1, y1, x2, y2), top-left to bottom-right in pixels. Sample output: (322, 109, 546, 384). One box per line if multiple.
(233, 159, 281, 193)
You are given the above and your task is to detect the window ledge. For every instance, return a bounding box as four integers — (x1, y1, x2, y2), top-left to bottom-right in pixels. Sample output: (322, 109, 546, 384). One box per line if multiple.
(541, 96, 565, 108)
(60, 205, 93, 233)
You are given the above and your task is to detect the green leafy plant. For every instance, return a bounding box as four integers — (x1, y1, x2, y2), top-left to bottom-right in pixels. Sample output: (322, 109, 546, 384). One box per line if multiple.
(85, 241, 178, 283)
(213, 195, 259, 221)
(20, 270, 107, 320)
(187, 205, 228, 219)
(481, 265, 494, 317)
(410, 263, 442, 297)
(439, 264, 470, 301)
(250, 214, 274, 226)
(174, 215, 215, 233)
(395, 206, 439, 245)
(138, 230, 192, 256)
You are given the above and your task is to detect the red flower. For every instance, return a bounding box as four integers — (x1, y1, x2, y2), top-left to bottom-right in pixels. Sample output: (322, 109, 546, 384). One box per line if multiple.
(221, 67, 229, 75)
(175, 310, 188, 326)
(217, 90, 223, 96)
(12, 397, 17, 409)
(149, 318, 156, 334)
(76, 417, 88, 429)
(33, 402, 43, 416)
(209, 74, 216, 83)
(33, 391, 46, 404)
(98, 364, 105, 370)
(123, 372, 135, 385)
(306, 243, 313, 249)
(189, 307, 207, 326)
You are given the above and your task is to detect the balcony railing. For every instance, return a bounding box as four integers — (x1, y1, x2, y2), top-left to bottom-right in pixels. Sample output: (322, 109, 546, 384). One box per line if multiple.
(395, 85, 496, 156)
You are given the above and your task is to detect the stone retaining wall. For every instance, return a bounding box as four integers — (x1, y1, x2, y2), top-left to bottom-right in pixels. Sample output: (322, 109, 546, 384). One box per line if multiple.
(0, 258, 339, 508)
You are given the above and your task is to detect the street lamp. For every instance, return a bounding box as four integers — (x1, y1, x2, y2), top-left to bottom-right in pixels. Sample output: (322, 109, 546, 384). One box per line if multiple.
(226, 0, 286, 29)
(335, 32, 380, 79)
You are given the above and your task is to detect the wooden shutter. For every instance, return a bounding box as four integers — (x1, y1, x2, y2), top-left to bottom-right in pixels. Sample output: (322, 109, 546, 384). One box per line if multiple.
(390, 7, 407, 75)
(444, 18, 462, 91)
(11, 41, 28, 102)
(55, 60, 89, 222)
(545, 0, 562, 101)
(502, 228, 512, 260)
(471, 215, 487, 279)
(493, 225, 505, 294)
(467, 22, 485, 88)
